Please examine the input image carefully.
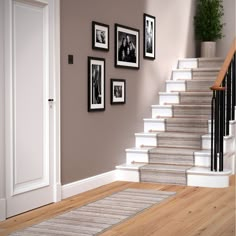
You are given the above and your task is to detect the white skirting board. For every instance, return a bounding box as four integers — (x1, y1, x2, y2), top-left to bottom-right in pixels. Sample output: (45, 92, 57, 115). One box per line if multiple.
(54, 183, 62, 202)
(61, 170, 117, 199)
(0, 198, 6, 221)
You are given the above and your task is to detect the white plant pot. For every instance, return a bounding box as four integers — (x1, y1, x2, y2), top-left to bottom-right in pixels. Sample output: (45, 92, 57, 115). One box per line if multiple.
(201, 41, 216, 58)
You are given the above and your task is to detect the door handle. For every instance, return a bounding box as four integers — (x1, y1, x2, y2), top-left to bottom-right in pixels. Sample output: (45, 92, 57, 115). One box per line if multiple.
(48, 99, 54, 102)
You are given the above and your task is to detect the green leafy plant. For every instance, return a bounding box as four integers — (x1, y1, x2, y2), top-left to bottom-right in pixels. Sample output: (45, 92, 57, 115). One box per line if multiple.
(194, 0, 225, 41)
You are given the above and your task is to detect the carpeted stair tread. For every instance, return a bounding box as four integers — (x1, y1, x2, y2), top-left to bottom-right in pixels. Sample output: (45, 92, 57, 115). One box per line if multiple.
(148, 147, 195, 166)
(140, 164, 191, 173)
(157, 131, 203, 138)
(149, 147, 197, 155)
(165, 118, 209, 133)
(140, 164, 190, 185)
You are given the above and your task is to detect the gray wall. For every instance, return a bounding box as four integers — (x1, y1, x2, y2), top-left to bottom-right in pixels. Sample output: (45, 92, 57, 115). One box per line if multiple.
(216, 0, 236, 57)
(0, 0, 5, 199)
(61, 0, 196, 185)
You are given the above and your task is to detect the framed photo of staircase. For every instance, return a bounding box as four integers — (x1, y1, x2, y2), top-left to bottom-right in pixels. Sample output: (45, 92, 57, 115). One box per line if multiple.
(144, 13, 156, 60)
(88, 57, 105, 112)
(115, 24, 140, 69)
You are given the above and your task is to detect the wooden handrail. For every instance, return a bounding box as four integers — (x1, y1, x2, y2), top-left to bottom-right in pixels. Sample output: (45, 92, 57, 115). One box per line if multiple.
(211, 38, 236, 91)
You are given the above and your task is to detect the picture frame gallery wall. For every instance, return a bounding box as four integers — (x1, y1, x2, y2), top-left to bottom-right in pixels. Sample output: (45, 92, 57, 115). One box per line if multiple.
(88, 14, 156, 112)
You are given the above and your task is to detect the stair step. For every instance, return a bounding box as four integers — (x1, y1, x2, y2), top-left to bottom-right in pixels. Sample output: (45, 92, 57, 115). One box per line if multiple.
(173, 104, 211, 118)
(159, 92, 179, 105)
(186, 79, 215, 92)
(179, 91, 212, 104)
(135, 132, 159, 147)
(149, 147, 195, 166)
(178, 58, 198, 69)
(177, 58, 224, 69)
(126, 146, 155, 164)
(187, 167, 231, 188)
(166, 117, 209, 133)
(152, 105, 173, 118)
(166, 80, 186, 92)
(172, 69, 192, 80)
(198, 58, 224, 68)
(192, 68, 220, 80)
(144, 117, 210, 133)
(140, 164, 191, 185)
(157, 132, 202, 149)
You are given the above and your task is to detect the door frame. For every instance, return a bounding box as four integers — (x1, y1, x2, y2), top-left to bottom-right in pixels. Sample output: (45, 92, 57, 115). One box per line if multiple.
(0, 0, 61, 221)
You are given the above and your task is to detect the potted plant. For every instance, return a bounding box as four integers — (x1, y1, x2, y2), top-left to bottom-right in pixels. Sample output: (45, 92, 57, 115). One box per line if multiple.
(194, 0, 225, 57)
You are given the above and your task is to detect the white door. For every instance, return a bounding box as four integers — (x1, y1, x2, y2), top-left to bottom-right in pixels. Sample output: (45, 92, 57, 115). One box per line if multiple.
(5, 0, 60, 218)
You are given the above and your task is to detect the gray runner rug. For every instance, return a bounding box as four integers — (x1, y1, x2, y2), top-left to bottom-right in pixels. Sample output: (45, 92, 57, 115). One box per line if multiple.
(11, 188, 176, 236)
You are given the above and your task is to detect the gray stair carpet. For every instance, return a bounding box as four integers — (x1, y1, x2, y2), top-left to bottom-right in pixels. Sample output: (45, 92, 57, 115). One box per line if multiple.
(140, 164, 191, 185)
(165, 117, 209, 133)
(138, 75, 215, 185)
(173, 104, 211, 118)
(149, 147, 197, 166)
(156, 132, 203, 149)
(10, 188, 176, 236)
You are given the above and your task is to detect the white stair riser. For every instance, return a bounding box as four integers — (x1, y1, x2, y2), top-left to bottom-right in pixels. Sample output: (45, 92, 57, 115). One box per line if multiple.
(166, 81, 186, 92)
(194, 154, 211, 167)
(159, 93, 179, 105)
(224, 154, 235, 174)
(152, 106, 172, 118)
(202, 135, 234, 152)
(195, 154, 235, 174)
(144, 120, 165, 132)
(135, 136, 157, 147)
(208, 120, 211, 133)
(224, 137, 234, 153)
(187, 174, 230, 188)
(178, 59, 198, 69)
(126, 152, 149, 164)
(172, 70, 192, 80)
(116, 169, 140, 182)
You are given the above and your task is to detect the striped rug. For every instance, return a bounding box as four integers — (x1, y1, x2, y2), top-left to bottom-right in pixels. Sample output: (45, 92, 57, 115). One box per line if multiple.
(11, 188, 176, 236)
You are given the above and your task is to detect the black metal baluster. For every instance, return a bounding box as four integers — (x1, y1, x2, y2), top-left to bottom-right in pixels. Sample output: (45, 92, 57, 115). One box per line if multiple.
(232, 53, 236, 120)
(226, 70, 231, 135)
(214, 91, 220, 171)
(211, 91, 216, 171)
(219, 90, 224, 171)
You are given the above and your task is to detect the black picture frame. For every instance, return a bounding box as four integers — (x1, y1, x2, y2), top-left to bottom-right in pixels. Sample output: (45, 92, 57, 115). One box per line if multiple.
(143, 14, 156, 60)
(115, 24, 140, 69)
(88, 57, 105, 112)
(92, 21, 109, 51)
(110, 79, 126, 105)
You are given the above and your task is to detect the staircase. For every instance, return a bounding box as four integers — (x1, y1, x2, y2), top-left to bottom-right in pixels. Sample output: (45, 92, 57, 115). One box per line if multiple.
(116, 58, 235, 188)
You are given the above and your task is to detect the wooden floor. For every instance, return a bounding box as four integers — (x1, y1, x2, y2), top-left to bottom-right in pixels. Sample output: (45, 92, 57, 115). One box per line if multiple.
(0, 176, 235, 236)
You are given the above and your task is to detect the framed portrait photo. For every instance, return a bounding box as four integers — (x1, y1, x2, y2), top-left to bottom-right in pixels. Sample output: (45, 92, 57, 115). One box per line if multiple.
(144, 14, 156, 60)
(111, 79, 126, 105)
(92, 21, 109, 51)
(88, 57, 105, 112)
(115, 24, 140, 69)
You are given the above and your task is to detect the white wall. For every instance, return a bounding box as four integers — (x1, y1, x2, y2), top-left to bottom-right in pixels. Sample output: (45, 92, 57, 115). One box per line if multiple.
(0, 0, 5, 218)
(216, 0, 236, 57)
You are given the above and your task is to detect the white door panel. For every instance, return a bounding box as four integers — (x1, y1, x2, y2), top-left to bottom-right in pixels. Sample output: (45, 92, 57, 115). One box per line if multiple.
(14, 1, 49, 192)
(5, 0, 59, 218)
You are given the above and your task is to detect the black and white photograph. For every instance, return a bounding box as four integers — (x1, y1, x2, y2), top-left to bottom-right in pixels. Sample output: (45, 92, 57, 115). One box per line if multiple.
(92, 21, 109, 51)
(115, 24, 139, 69)
(111, 79, 126, 104)
(88, 57, 105, 111)
(144, 14, 156, 59)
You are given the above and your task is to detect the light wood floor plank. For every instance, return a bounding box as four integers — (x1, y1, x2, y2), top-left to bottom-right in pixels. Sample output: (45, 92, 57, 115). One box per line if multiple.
(0, 176, 235, 236)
